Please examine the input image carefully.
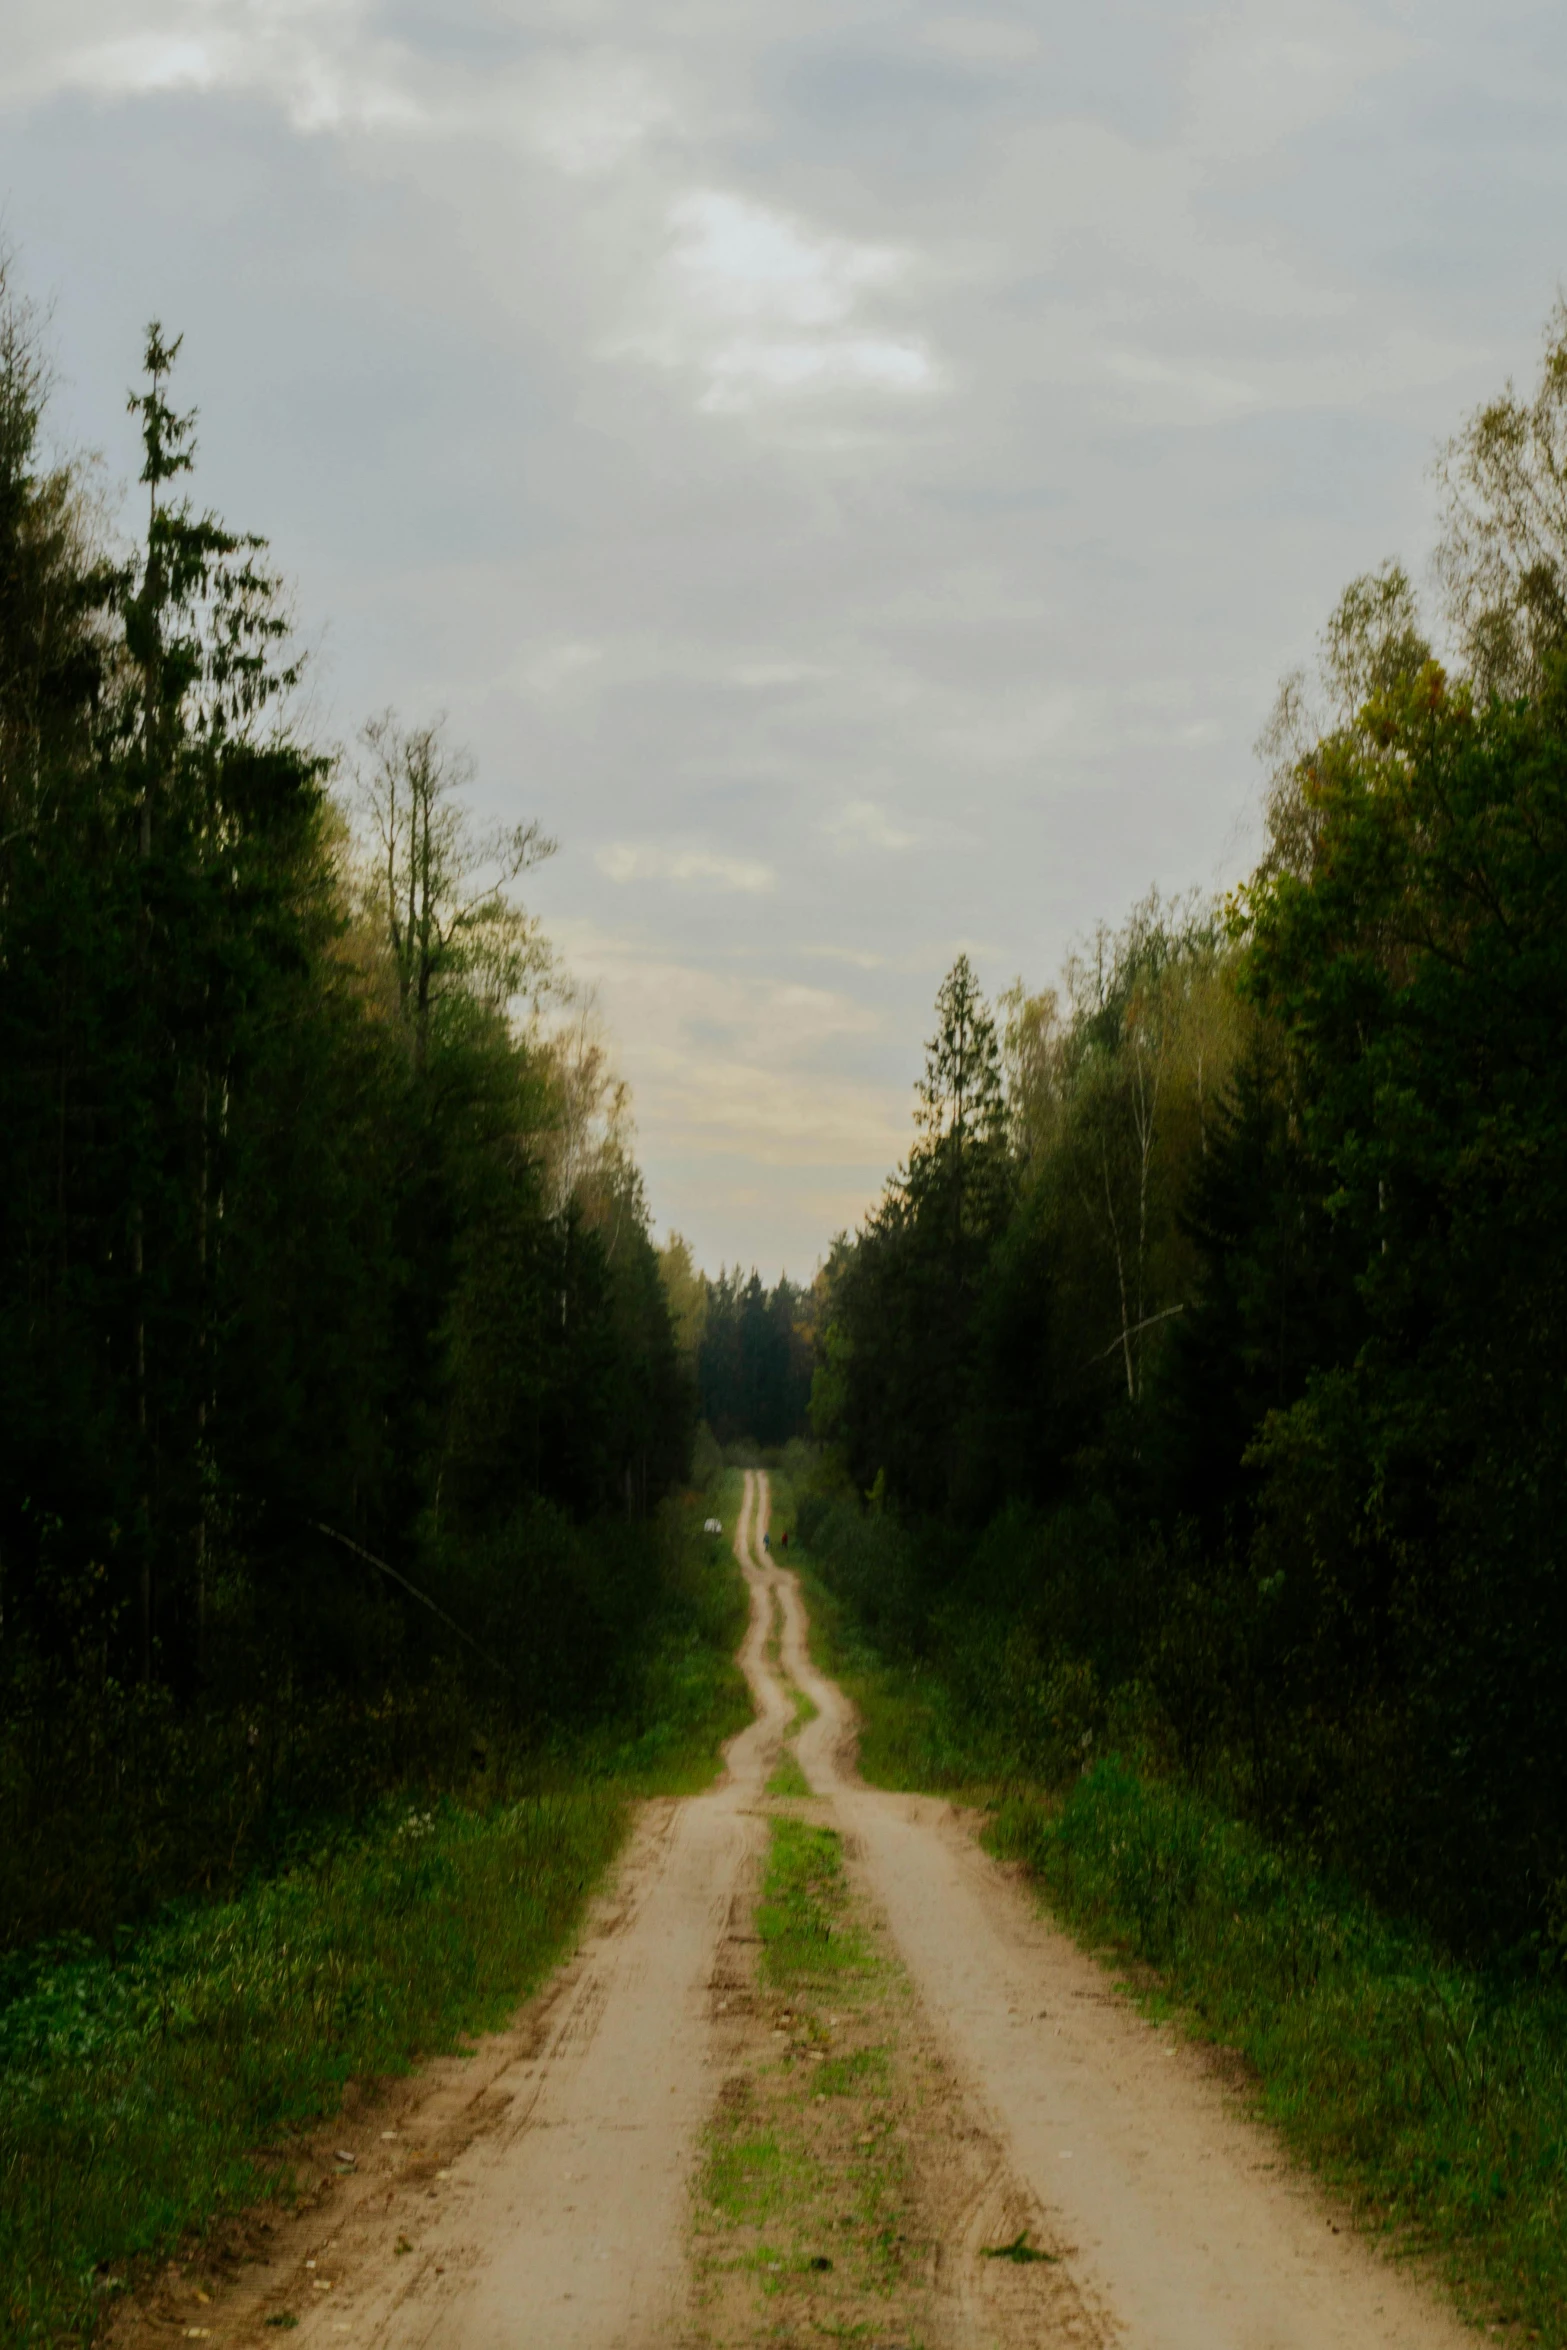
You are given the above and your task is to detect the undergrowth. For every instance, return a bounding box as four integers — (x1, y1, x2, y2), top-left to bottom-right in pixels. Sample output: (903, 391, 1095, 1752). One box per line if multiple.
(785, 1473, 1567, 2345)
(1, 1476, 750, 2349)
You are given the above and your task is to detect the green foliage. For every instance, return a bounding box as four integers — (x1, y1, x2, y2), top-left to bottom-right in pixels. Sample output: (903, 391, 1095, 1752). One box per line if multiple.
(697, 1268, 813, 1448)
(810, 303, 1567, 1960)
(0, 293, 695, 1953)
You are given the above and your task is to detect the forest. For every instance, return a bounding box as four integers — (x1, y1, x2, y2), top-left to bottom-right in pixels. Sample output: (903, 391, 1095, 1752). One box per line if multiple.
(655, 1241, 815, 1452)
(805, 303, 1567, 1965)
(0, 281, 699, 1954)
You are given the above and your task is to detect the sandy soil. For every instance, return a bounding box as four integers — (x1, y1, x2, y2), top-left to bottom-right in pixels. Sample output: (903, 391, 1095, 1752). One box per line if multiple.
(122, 1470, 1473, 2350)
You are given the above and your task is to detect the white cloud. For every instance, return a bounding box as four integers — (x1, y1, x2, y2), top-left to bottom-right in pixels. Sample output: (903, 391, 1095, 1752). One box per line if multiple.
(1182, 1, 1413, 162)
(1101, 346, 1260, 420)
(547, 923, 904, 1198)
(0, 1, 421, 132)
(621, 187, 941, 413)
(597, 842, 775, 894)
(824, 798, 919, 852)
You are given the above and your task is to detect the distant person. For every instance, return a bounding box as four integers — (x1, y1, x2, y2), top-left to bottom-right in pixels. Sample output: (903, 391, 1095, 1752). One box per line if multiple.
(762, 1531, 771, 1553)
(781, 1531, 790, 1550)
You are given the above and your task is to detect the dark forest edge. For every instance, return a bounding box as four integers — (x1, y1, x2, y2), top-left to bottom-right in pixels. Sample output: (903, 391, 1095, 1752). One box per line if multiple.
(772, 304, 1567, 2342)
(0, 270, 709, 1957)
(1, 1474, 749, 2347)
(772, 1463, 1567, 2342)
(0, 260, 757, 2342)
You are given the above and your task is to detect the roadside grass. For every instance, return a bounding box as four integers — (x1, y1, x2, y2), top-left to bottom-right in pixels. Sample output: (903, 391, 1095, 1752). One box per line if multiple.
(770, 1484, 1006, 1803)
(581, 1470, 751, 1798)
(991, 1765, 1567, 2343)
(1, 1792, 625, 2349)
(2, 1477, 751, 2349)
(789, 1495, 1567, 2346)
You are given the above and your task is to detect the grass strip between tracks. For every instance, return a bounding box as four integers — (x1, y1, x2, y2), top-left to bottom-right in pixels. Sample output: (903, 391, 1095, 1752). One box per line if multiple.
(773, 1468, 1567, 2348)
(692, 1812, 935, 2341)
(1, 1477, 752, 2350)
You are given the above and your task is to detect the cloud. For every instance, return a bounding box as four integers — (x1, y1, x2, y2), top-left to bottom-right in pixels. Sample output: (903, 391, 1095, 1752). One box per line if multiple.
(729, 659, 834, 689)
(824, 798, 919, 852)
(514, 641, 604, 698)
(597, 842, 775, 894)
(620, 187, 941, 414)
(0, 1, 430, 133)
(546, 923, 905, 1201)
(917, 17, 1043, 66)
(519, 52, 674, 177)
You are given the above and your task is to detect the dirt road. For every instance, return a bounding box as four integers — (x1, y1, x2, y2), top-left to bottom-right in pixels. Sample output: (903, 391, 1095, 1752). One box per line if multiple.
(158, 1471, 1470, 2350)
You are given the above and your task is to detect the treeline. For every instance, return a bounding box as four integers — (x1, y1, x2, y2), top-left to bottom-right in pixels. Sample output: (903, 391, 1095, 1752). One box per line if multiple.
(657, 1243, 814, 1453)
(0, 286, 693, 1948)
(810, 303, 1567, 1962)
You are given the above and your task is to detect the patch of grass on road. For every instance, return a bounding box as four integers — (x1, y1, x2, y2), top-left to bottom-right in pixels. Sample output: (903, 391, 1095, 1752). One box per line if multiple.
(766, 1748, 812, 1800)
(692, 1816, 933, 2340)
(759, 1822, 867, 1982)
(703, 2124, 819, 2229)
(2, 1477, 752, 2348)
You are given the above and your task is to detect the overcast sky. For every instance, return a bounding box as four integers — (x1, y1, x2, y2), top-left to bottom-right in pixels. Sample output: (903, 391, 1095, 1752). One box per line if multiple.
(4, 1, 1565, 1275)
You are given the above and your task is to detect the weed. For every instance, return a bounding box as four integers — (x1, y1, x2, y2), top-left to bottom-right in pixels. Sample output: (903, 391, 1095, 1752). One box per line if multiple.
(703, 2131, 819, 2227)
(983, 2230, 1056, 2264)
(814, 2046, 890, 2097)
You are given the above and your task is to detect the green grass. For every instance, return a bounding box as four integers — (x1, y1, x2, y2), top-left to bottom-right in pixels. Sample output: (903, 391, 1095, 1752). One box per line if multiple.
(758, 1821, 868, 1984)
(991, 1763, 1567, 2341)
(772, 1487, 1011, 1800)
(767, 1748, 813, 1799)
(813, 2045, 890, 2098)
(703, 2126, 820, 2227)
(1, 1478, 752, 2349)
